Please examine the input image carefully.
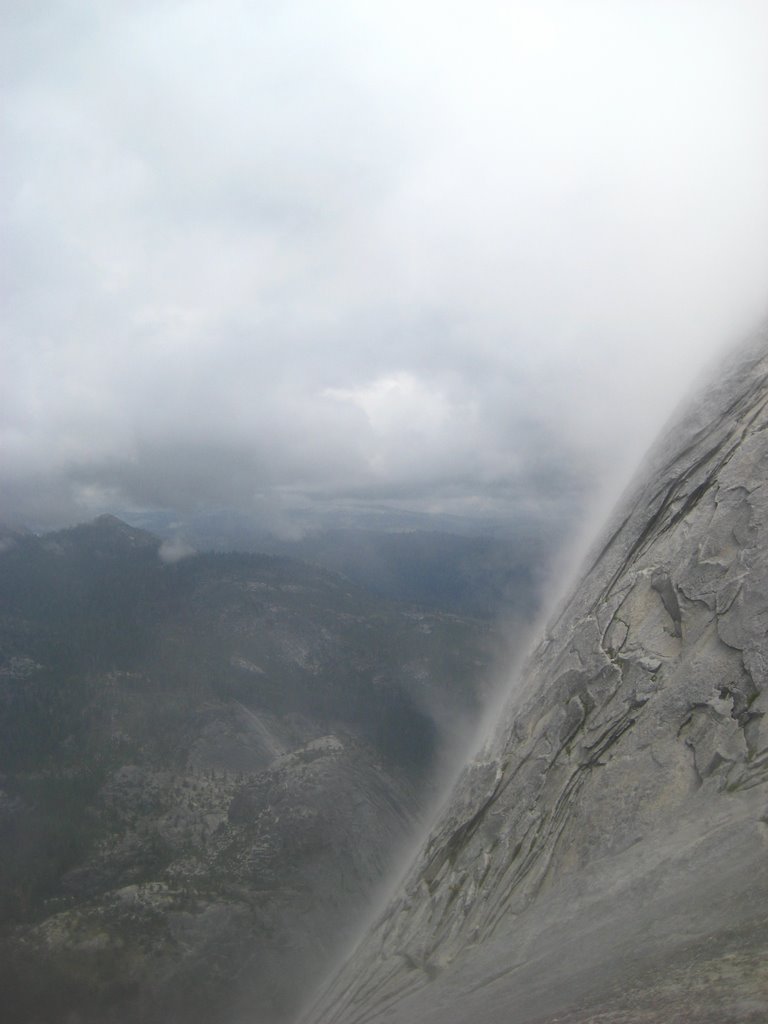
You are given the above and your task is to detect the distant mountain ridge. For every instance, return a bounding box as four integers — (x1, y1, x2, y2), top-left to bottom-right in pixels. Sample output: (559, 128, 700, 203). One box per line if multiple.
(131, 507, 565, 621)
(304, 331, 768, 1024)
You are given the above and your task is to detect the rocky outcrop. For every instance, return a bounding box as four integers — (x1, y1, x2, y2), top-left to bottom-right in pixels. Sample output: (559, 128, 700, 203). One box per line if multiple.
(2, 731, 418, 1024)
(304, 329, 768, 1024)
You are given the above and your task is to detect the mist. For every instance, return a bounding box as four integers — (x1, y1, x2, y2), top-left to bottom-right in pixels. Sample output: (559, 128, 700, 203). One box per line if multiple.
(3, 0, 767, 533)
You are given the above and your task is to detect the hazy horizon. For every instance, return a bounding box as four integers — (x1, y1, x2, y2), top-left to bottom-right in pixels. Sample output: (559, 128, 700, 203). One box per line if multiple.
(3, 1, 768, 535)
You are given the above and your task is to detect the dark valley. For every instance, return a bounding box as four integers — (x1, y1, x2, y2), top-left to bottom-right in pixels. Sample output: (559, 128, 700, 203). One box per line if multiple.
(0, 516, 502, 1024)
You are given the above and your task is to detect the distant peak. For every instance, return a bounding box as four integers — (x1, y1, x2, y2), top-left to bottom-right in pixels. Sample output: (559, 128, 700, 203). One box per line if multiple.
(93, 514, 131, 528)
(57, 514, 159, 548)
(90, 514, 153, 537)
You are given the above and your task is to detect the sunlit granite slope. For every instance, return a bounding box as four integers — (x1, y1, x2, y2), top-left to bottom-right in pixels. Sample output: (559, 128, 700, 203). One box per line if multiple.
(304, 329, 768, 1024)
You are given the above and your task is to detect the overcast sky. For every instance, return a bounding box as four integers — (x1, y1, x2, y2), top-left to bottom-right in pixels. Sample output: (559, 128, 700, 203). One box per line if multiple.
(3, 1, 768, 533)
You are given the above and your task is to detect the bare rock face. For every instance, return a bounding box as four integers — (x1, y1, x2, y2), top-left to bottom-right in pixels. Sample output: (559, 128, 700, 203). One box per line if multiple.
(304, 330, 768, 1024)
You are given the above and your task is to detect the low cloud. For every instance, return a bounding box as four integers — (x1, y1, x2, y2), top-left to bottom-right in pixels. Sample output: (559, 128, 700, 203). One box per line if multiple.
(2, 1, 767, 533)
(158, 537, 196, 564)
